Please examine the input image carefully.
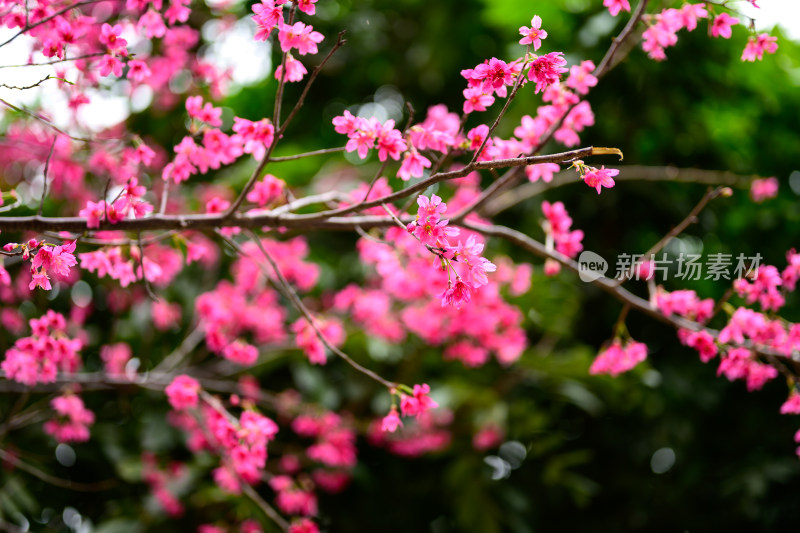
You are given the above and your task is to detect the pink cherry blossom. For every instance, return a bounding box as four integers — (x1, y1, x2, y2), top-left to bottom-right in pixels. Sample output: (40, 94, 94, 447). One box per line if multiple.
(582, 165, 618, 194)
(519, 15, 547, 50)
(278, 21, 324, 56)
(527, 52, 568, 93)
(565, 60, 597, 95)
(252, 0, 283, 41)
(603, 0, 630, 17)
(397, 149, 431, 180)
(440, 278, 472, 308)
(462, 87, 495, 114)
(525, 163, 559, 183)
(375, 119, 407, 161)
(43, 394, 95, 443)
(711, 13, 739, 39)
(399, 384, 438, 418)
(165, 375, 201, 410)
(780, 392, 800, 414)
(750, 177, 778, 202)
(381, 407, 403, 433)
(275, 54, 308, 82)
(589, 340, 648, 376)
(742, 33, 778, 62)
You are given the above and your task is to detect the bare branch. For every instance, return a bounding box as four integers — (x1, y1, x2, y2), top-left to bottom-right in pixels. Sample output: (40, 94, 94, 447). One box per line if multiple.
(0, 97, 120, 144)
(483, 164, 749, 217)
(269, 146, 346, 162)
(594, 0, 650, 79)
(0, 148, 611, 234)
(242, 483, 289, 532)
(615, 186, 729, 284)
(0, 51, 106, 69)
(0, 448, 117, 492)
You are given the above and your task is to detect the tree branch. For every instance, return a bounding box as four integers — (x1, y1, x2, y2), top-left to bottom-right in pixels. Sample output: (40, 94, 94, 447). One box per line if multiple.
(0, 148, 611, 234)
(482, 165, 753, 217)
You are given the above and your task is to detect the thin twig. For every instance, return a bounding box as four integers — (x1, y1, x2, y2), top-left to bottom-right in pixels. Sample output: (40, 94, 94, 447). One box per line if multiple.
(0, 98, 100, 143)
(38, 137, 57, 216)
(0, 448, 117, 492)
(615, 187, 727, 285)
(240, 229, 397, 389)
(154, 324, 206, 373)
(136, 232, 159, 301)
(0, 370, 278, 405)
(269, 191, 349, 215)
(361, 157, 391, 205)
(269, 146, 346, 162)
(470, 51, 530, 165)
(242, 483, 289, 531)
(272, 3, 296, 131)
(594, 0, 650, 79)
(225, 31, 347, 218)
(0, 0, 104, 49)
(159, 179, 170, 215)
(0, 51, 106, 69)
(0, 75, 64, 91)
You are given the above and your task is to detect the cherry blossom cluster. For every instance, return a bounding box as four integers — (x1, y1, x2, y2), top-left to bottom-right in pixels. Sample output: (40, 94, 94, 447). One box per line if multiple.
(249, 0, 323, 84)
(586, 246, 799, 422)
(163, 98, 276, 184)
(541, 200, 584, 273)
(0, 0, 232, 115)
(100, 342, 134, 377)
(79, 177, 154, 228)
(165, 374, 201, 410)
(193, 235, 316, 358)
(333, 112, 408, 162)
(655, 288, 715, 324)
(269, 475, 318, 518)
(246, 174, 286, 208)
(589, 340, 649, 377)
(380, 383, 438, 433)
(42, 392, 95, 443)
(370, 406, 453, 457)
(650, 252, 800, 440)
(292, 317, 345, 365)
(352, 178, 528, 365)
(742, 33, 779, 61)
(459, 14, 568, 121)
(196, 281, 287, 365)
(404, 193, 496, 308)
(1, 311, 81, 385)
(79, 241, 183, 288)
(167, 383, 279, 495)
(510, 77, 595, 153)
(141, 452, 186, 517)
(290, 409, 357, 471)
(640, 3, 777, 62)
(456, 17, 595, 160)
(2, 238, 77, 291)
